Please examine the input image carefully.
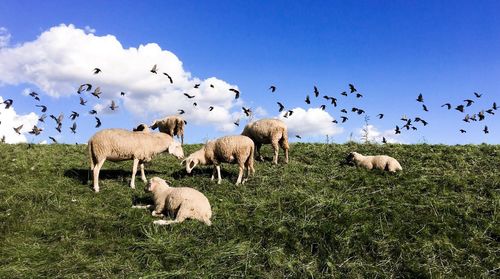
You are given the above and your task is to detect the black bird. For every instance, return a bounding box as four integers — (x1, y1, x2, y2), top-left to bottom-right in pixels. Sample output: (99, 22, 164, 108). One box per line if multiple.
(305, 95, 311, 104)
(95, 117, 101, 128)
(55, 123, 62, 133)
(474, 92, 482, 98)
(193, 102, 197, 107)
(178, 109, 185, 114)
(395, 125, 401, 134)
(441, 103, 451, 110)
(229, 88, 240, 99)
(295, 135, 302, 139)
(455, 105, 464, 113)
(464, 99, 474, 107)
(340, 91, 348, 97)
(483, 126, 489, 134)
(163, 73, 173, 83)
(422, 104, 429, 112)
(38, 114, 46, 123)
(109, 100, 118, 110)
(351, 107, 358, 112)
(459, 129, 467, 134)
(184, 93, 195, 99)
(462, 114, 470, 123)
(486, 109, 495, 115)
(377, 114, 384, 119)
(340, 116, 348, 123)
(323, 96, 337, 106)
(493, 102, 498, 110)
(349, 84, 357, 93)
(209, 106, 214, 111)
(49, 136, 58, 143)
(79, 97, 87, 105)
(269, 85, 276, 92)
(470, 114, 478, 121)
(382, 137, 387, 144)
(478, 111, 485, 121)
(356, 109, 365, 115)
(89, 110, 97, 115)
(340, 109, 348, 114)
(36, 105, 47, 112)
(29, 91, 40, 101)
(120, 92, 126, 96)
(77, 83, 92, 93)
(400, 115, 408, 121)
(150, 64, 158, 74)
(287, 110, 294, 116)
(242, 107, 252, 117)
(70, 122, 77, 134)
(332, 119, 338, 124)
(314, 86, 319, 97)
(50, 113, 64, 125)
(3, 99, 13, 109)
(356, 93, 363, 98)
(414, 117, 428, 126)
(13, 124, 23, 135)
(70, 111, 80, 120)
(194, 84, 200, 88)
(234, 119, 240, 126)
(93, 68, 101, 74)
(210, 84, 214, 88)
(412, 126, 418, 131)
(416, 93, 424, 102)
(92, 87, 101, 98)
(29, 125, 43, 136)
(319, 105, 326, 110)
(277, 102, 285, 112)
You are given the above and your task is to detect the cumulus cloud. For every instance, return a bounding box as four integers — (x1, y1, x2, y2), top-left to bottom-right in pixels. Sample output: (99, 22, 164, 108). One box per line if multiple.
(0, 96, 39, 143)
(0, 24, 242, 132)
(0, 27, 10, 48)
(355, 124, 401, 143)
(279, 107, 343, 137)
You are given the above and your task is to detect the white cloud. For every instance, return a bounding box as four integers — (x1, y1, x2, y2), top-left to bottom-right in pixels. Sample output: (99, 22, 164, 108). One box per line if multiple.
(0, 27, 10, 48)
(84, 26, 96, 34)
(0, 24, 241, 131)
(0, 96, 39, 143)
(355, 124, 401, 143)
(279, 107, 343, 137)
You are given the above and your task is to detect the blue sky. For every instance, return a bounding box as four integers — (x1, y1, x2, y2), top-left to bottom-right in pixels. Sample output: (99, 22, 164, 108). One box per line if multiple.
(0, 0, 499, 144)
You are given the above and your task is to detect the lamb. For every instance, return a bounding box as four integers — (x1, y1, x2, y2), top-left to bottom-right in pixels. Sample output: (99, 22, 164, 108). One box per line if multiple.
(346, 152, 402, 173)
(88, 128, 184, 192)
(144, 177, 212, 226)
(241, 118, 289, 164)
(150, 115, 185, 144)
(183, 135, 255, 185)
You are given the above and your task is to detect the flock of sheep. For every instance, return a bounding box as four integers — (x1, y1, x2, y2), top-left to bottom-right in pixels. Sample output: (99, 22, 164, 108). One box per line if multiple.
(88, 116, 401, 226)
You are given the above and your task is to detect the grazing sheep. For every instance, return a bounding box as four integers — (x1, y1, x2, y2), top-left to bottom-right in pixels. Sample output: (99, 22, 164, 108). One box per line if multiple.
(183, 135, 255, 185)
(241, 118, 289, 164)
(150, 115, 185, 144)
(346, 152, 402, 173)
(145, 177, 212, 226)
(88, 129, 184, 192)
(133, 123, 150, 132)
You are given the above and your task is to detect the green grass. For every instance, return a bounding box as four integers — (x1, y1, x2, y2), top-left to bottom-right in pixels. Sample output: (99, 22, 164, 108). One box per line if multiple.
(0, 143, 499, 278)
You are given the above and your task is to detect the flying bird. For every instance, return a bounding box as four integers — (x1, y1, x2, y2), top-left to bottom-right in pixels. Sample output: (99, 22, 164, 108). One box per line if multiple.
(340, 91, 348, 97)
(77, 83, 92, 93)
(193, 102, 197, 107)
(455, 105, 464, 113)
(50, 113, 64, 125)
(441, 103, 451, 110)
(38, 114, 46, 123)
(340, 109, 348, 114)
(305, 95, 311, 104)
(416, 93, 424, 102)
(95, 117, 102, 128)
(79, 97, 87, 105)
(459, 129, 467, 134)
(377, 114, 384, 119)
(382, 137, 387, 144)
(323, 96, 337, 106)
(194, 84, 200, 88)
(493, 102, 497, 110)
(295, 135, 302, 139)
(210, 84, 214, 88)
(92, 87, 101, 98)
(163, 72, 173, 83)
(414, 117, 428, 126)
(70, 111, 80, 120)
(55, 123, 62, 133)
(277, 102, 285, 112)
(422, 104, 429, 112)
(395, 125, 401, 134)
(340, 116, 348, 123)
(89, 110, 97, 115)
(269, 85, 276, 92)
(70, 122, 77, 134)
(93, 68, 101, 74)
(120, 92, 126, 96)
(36, 105, 47, 112)
(229, 88, 240, 99)
(483, 126, 489, 134)
(3, 99, 13, 109)
(319, 105, 326, 110)
(464, 99, 474, 107)
(184, 93, 195, 99)
(13, 124, 23, 135)
(49, 136, 58, 143)
(474, 92, 482, 98)
(356, 93, 363, 98)
(150, 64, 158, 74)
(486, 109, 495, 115)
(178, 109, 185, 114)
(478, 111, 485, 121)
(209, 106, 214, 111)
(332, 119, 338, 124)
(29, 125, 43, 136)
(234, 119, 240, 126)
(348, 84, 357, 93)
(29, 91, 40, 101)
(314, 86, 319, 97)
(242, 107, 252, 117)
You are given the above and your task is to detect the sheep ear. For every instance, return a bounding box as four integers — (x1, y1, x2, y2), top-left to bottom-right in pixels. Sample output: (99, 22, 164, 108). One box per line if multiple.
(180, 159, 186, 166)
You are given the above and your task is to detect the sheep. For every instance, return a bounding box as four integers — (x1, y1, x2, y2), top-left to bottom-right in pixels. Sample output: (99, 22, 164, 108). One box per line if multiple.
(143, 177, 212, 226)
(183, 135, 255, 185)
(346, 152, 402, 173)
(88, 128, 184, 192)
(133, 123, 150, 132)
(241, 118, 289, 164)
(150, 115, 185, 144)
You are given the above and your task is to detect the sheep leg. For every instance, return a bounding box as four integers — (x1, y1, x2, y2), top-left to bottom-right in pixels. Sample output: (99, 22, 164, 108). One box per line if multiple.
(130, 159, 139, 189)
(272, 141, 280, 164)
(236, 165, 244, 185)
(279, 138, 289, 164)
(92, 158, 106, 193)
(216, 165, 222, 184)
(152, 200, 166, 217)
(153, 207, 188, 225)
(140, 162, 147, 183)
(255, 143, 263, 161)
(211, 167, 217, 181)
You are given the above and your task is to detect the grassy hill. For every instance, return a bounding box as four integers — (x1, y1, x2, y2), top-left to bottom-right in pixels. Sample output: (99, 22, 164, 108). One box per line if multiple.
(0, 143, 498, 278)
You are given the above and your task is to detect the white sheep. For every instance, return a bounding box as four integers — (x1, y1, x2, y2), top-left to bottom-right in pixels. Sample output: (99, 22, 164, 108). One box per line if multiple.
(241, 118, 289, 164)
(88, 128, 184, 192)
(183, 135, 255, 185)
(143, 177, 212, 226)
(150, 115, 185, 144)
(346, 152, 402, 173)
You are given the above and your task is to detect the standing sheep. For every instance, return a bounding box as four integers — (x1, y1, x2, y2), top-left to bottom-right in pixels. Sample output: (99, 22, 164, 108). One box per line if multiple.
(150, 115, 185, 144)
(346, 152, 402, 173)
(144, 177, 212, 226)
(183, 135, 255, 185)
(241, 118, 289, 164)
(88, 129, 184, 192)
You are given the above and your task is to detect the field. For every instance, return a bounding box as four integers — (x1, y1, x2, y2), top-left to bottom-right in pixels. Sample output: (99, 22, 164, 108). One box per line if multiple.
(0, 143, 499, 278)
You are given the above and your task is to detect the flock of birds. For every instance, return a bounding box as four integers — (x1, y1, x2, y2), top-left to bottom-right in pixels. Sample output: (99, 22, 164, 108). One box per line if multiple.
(0, 64, 497, 144)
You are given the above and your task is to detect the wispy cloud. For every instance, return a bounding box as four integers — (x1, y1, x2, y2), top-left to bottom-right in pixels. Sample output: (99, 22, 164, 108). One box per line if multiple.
(355, 124, 402, 143)
(0, 27, 10, 48)
(279, 107, 343, 137)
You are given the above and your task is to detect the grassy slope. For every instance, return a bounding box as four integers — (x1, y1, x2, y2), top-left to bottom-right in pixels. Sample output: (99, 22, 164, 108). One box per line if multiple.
(0, 143, 498, 278)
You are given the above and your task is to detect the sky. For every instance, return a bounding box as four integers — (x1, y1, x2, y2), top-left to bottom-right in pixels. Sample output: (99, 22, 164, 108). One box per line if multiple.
(0, 0, 499, 144)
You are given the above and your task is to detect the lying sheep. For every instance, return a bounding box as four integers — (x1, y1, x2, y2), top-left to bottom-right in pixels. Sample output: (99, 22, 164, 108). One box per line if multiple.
(183, 135, 255, 185)
(150, 115, 185, 144)
(346, 152, 402, 173)
(88, 128, 184, 192)
(133, 123, 150, 132)
(241, 118, 289, 164)
(142, 177, 212, 226)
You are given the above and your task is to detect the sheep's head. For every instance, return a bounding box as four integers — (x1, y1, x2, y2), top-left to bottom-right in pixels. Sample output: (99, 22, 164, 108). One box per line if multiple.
(146, 177, 169, 192)
(168, 141, 184, 159)
(133, 123, 149, 132)
(182, 156, 199, 174)
(345, 152, 358, 165)
(149, 121, 158, 130)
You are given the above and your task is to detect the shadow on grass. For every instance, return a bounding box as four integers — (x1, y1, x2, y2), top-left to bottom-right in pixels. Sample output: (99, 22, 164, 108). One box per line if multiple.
(64, 168, 162, 185)
(171, 166, 234, 180)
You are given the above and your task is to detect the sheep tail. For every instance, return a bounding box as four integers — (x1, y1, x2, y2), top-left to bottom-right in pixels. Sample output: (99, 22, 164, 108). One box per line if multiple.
(88, 141, 95, 171)
(246, 142, 255, 172)
(280, 128, 289, 149)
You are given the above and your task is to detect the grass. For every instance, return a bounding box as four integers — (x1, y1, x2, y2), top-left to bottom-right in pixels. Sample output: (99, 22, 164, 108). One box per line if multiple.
(0, 143, 499, 278)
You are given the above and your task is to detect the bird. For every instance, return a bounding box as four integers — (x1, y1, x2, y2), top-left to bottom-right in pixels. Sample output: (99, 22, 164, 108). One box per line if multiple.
(459, 129, 467, 134)
(163, 73, 173, 83)
(92, 87, 101, 98)
(305, 95, 311, 104)
(464, 99, 474, 107)
(349, 84, 357, 93)
(38, 114, 46, 123)
(0, 136, 4, 143)
(70, 122, 77, 134)
(120, 92, 126, 96)
(50, 113, 64, 124)
(95, 117, 102, 128)
(340, 91, 348, 97)
(93, 68, 101, 74)
(229, 88, 240, 99)
(210, 84, 214, 88)
(55, 123, 62, 133)
(356, 109, 365, 115)
(332, 119, 338, 124)
(184, 93, 195, 99)
(462, 114, 470, 123)
(474, 92, 482, 98)
(234, 119, 240, 126)
(441, 103, 451, 110)
(314, 86, 319, 97)
(89, 110, 97, 115)
(422, 104, 429, 112)
(150, 64, 158, 74)
(277, 102, 285, 112)
(79, 97, 87, 105)
(416, 93, 424, 103)
(414, 117, 428, 126)
(493, 102, 498, 110)
(377, 114, 384, 119)
(36, 105, 47, 112)
(356, 93, 363, 98)
(295, 135, 302, 139)
(178, 109, 185, 114)
(242, 107, 252, 117)
(483, 126, 489, 134)
(455, 105, 464, 113)
(382, 137, 387, 144)
(319, 105, 326, 110)
(109, 100, 118, 111)
(478, 111, 485, 121)
(287, 110, 294, 116)
(269, 85, 276, 92)
(412, 126, 418, 131)
(340, 109, 348, 114)
(29, 125, 43, 136)
(3, 99, 13, 109)
(351, 107, 359, 112)
(49, 136, 58, 143)
(29, 91, 40, 101)
(77, 83, 92, 93)
(340, 116, 348, 123)
(208, 106, 214, 111)
(193, 102, 197, 107)
(400, 115, 408, 121)
(194, 84, 200, 88)
(394, 125, 401, 134)
(486, 109, 495, 115)
(13, 124, 23, 135)
(70, 111, 80, 120)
